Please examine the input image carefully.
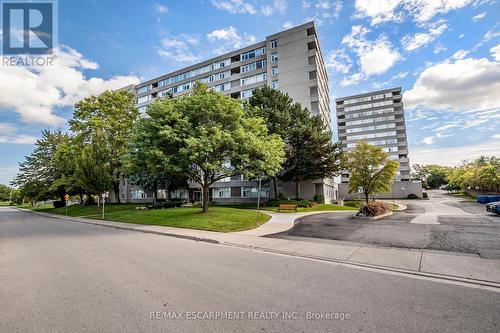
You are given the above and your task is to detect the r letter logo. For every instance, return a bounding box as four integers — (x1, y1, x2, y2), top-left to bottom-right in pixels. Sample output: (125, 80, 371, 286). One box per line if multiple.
(2, 1, 54, 54)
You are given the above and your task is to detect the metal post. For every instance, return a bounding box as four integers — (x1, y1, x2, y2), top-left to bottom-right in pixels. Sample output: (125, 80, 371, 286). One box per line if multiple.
(65, 200, 68, 216)
(102, 196, 105, 220)
(256, 178, 262, 220)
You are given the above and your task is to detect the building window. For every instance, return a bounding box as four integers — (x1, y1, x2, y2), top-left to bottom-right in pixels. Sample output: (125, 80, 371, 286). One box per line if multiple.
(241, 73, 267, 86)
(138, 105, 148, 113)
(241, 89, 253, 99)
(271, 53, 278, 62)
(240, 47, 266, 61)
(242, 187, 270, 198)
(170, 189, 187, 198)
(309, 86, 318, 95)
(271, 67, 278, 76)
(131, 190, 147, 199)
(137, 95, 151, 104)
(309, 70, 317, 80)
(271, 40, 278, 48)
(272, 80, 279, 89)
(213, 187, 231, 198)
(308, 56, 316, 65)
(136, 85, 151, 94)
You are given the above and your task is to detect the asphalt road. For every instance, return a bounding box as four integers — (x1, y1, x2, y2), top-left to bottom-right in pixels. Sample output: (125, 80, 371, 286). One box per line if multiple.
(285, 191, 500, 258)
(1, 207, 500, 332)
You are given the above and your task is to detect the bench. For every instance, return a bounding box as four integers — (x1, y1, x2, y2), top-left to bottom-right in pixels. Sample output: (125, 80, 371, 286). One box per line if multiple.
(277, 204, 298, 213)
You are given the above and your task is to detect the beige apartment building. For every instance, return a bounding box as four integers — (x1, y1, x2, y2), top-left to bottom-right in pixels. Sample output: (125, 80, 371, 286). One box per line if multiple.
(118, 22, 339, 204)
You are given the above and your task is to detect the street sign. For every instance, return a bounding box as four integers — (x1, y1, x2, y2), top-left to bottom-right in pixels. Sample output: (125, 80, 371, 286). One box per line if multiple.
(64, 194, 70, 201)
(357, 187, 363, 193)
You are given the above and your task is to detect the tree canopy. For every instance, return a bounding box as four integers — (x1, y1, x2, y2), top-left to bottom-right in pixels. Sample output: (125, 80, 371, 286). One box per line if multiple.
(344, 141, 399, 203)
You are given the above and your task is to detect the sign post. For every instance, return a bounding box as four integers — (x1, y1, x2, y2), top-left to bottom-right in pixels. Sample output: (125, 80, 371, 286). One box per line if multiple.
(102, 192, 109, 219)
(357, 186, 363, 202)
(256, 178, 262, 221)
(64, 194, 70, 216)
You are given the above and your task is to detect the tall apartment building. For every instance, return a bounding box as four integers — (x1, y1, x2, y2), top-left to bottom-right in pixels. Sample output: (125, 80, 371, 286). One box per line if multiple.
(119, 22, 338, 204)
(335, 87, 422, 198)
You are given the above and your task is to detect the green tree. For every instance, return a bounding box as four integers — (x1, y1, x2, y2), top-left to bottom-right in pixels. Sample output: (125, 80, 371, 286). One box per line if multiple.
(0, 184, 13, 202)
(74, 131, 114, 197)
(69, 90, 138, 202)
(136, 82, 285, 213)
(249, 86, 342, 199)
(280, 105, 342, 198)
(412, 164, 451, 189)
(345, 141, 399, 203)
(12, 129, 70, 202)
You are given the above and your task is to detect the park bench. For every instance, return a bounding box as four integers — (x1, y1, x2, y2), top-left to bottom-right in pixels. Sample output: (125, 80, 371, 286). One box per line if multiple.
(277, 204, 298, 213)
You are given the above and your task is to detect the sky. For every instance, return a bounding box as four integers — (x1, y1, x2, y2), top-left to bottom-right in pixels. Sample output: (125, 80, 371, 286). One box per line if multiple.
(0, 0, 499, 185)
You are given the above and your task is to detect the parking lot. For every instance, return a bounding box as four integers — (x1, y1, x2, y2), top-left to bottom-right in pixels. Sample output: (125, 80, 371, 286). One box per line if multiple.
(274, 191, 500, 259)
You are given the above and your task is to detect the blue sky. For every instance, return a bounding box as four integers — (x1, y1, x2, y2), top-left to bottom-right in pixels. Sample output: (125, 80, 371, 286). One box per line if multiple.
(1, 0, 499, 184)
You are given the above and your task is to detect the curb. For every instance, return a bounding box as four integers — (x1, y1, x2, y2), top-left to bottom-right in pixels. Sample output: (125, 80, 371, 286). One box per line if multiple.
(17, 208, 500, 290)
(352, 211, 394, 220)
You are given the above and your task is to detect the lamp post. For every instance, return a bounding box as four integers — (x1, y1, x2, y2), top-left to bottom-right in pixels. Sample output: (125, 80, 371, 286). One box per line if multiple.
(401, 187, 405, 199)
(256, 178, 262, 221)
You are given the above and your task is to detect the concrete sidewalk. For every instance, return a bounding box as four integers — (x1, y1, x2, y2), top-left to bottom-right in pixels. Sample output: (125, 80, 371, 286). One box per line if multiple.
(23, 209, 500, 288)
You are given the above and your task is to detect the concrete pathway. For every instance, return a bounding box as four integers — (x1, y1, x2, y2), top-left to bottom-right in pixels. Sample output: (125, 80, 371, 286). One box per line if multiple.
(233, 211, 343, 236)
(20, 208, 500, 288)
(408, 192, 473, 225)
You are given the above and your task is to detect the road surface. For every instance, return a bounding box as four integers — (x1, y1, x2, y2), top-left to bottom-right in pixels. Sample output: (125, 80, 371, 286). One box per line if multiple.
(1, 207, 499, 332)
(285, 191, 500, 258)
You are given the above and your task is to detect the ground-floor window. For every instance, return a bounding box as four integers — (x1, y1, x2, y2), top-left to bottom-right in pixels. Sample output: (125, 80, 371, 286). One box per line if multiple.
(171, 189, 188, 198)
(242, 187, 270, 198)
(157, 189, 167, 199)
(213, 187, 231, 198)
(131, 190, 147, 199)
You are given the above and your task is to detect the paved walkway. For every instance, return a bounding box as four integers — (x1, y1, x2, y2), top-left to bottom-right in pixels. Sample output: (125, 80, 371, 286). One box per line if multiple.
(408, 191, 473, 225)
(21, 208, 500, 288)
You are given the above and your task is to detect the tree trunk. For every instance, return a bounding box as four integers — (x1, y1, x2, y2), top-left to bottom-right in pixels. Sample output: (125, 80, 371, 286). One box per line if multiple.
(364, 192, 369, 203)
(113, 182, 121, 204)
(202, 185, 209, 213)
(295, 181, 300, 200)
(79, 192, 83, 204)
(273, 177, 279, 200)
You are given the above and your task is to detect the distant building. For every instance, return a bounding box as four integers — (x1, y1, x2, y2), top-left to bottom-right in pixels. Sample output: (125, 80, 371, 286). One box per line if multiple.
(118, 22, 339, 204)
(335, 87, 422, 199)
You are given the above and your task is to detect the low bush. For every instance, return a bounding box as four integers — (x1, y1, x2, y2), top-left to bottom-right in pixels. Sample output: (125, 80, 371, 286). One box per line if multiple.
(422, 192, 428, 199)
(313, 194, 325, 204)
(358, 201, 392, 217)
(264, 199, 313, 208)
(148, 201, 184, 209)
(407, 193, 419, 199)
(53, 200, 65, 208)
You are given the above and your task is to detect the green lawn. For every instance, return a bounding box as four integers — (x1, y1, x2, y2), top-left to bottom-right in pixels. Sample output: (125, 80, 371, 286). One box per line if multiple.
(221, 202, 356, 212)
(34, 204, 270, 232)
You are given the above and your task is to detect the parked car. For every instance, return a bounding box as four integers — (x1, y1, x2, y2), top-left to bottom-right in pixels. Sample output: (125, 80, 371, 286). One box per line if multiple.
(486, 201, 500, 215)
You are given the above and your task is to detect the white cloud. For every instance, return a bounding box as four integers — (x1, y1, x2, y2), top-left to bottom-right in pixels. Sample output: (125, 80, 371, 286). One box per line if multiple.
(302, 1, 311, 8)
(491, 44, 500, 61)
(207, 26, 256, 49)
(354, 0, 403, 25)
(0, 123, 37, 145)
(451, 49, 469, 59)
(354, 0, 475, 25)
(282, 21, 294, 29)
(433, 43, 447, 53)
(211, 0, 287, 16)
(157, 35, 202, 64)
(472, 11, 486, 21)
(342, 25, 401, 76)
(421, 136, 434, 145)
(401, 22, 447, 51)
(492, 134, 500, 139)
(324, 49, 352, 73)
(483, 30, 500, 41)
(0, 45, 139, 125)
(340, 73, 363, 87)
(404, 55, 500, 112)
(411, 140, 500, 166)
(459, 33, 465, 39)
(153, 3, 168, 13)
(211, 0, 257, 14)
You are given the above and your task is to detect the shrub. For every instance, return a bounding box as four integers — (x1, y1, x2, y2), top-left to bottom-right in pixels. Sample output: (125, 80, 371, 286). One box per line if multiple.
(53, 200, 65, 208)
(423, 192, 428, 199)
(358, 201, 392, 217)
(148, 200, 184, 209)
(407, 193, 419, 199)
(264, 199, 312, 207)
(313, 194, 325, 204)
(296, 199, 311, 207)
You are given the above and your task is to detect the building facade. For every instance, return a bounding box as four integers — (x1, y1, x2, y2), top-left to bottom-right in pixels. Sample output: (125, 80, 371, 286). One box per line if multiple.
(119, 22, 338, 204)
(335, 87, 422, 199)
